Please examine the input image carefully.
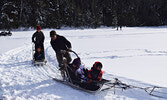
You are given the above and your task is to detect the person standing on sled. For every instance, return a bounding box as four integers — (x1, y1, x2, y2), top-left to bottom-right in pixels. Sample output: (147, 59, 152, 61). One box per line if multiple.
(32, 25, 45, 60)
(50, 30, 72, 70)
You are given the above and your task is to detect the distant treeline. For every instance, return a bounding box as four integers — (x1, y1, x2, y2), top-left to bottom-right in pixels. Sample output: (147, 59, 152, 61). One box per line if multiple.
(1, 0, 167, 30)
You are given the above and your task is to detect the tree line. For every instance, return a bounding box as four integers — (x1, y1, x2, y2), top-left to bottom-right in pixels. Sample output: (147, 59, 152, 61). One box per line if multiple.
(0, 0, 167, 30)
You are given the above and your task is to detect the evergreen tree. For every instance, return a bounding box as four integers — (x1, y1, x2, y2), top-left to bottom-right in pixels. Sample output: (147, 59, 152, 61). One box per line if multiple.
(1, 0, 167, 29)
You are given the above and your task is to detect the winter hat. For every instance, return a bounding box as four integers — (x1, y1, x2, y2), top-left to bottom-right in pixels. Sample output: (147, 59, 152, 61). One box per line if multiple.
(72, 57, 81, 67)
(93, 61, 102, 69)
(36, 25, 41, 30)
(50, 30, 57, 37)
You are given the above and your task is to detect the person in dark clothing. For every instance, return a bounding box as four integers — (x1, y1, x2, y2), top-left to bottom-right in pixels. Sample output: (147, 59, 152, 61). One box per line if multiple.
(67, 58, 81, 83)
(69, 58, 81, 72)
(50, 30, 72, 70)
(34, 47, 44, 61)
(75, 59, 88, 83)
(32, 25, 45, 52)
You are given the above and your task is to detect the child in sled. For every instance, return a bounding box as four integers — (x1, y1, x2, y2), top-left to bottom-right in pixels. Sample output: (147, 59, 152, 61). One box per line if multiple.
(67, 57, 88, 84)
(34, 47, 45, 61)
(79, 61, 103, 91)
(87, 61, 103, 82)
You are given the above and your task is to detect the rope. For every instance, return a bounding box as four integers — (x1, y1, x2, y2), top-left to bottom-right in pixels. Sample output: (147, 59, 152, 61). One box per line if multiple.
(102, 78, 167, 99)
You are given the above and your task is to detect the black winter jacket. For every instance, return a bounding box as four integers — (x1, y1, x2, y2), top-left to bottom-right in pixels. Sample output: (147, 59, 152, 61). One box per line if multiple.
(50, 35, 71, 53)
(32, 31, 45, 45)
(67, 64, 78, 81)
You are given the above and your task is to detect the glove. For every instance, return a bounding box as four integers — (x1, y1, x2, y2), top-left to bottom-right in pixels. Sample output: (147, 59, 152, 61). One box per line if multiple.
(81, 79, 86, 83)
(60, 50, 66, 54)
(67, 48, 72, 51)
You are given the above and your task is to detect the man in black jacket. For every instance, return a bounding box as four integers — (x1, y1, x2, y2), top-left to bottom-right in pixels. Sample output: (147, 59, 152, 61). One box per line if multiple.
(32, 25, 45, 60)
(50, 30, 72, 69)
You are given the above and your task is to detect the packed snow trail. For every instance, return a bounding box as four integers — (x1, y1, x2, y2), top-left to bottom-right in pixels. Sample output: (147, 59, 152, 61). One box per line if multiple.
(0, 43, 165, 100)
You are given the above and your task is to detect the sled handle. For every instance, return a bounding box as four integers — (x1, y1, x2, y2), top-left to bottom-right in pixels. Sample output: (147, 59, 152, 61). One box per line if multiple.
(67, 49, 79, 58)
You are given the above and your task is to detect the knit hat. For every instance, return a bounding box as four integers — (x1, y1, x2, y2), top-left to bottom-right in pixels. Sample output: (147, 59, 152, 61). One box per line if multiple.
(36, 25, 41, 30)
(72, 57, 81, 67)
(50, 30, 57, 37)
(93, 61, 102, 69)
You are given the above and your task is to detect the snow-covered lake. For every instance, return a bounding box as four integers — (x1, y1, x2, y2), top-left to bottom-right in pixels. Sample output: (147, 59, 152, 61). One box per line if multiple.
(0, 27, 167, 100)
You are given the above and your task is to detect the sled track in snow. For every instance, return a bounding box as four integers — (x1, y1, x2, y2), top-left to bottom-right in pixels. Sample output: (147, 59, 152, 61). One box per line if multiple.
(0, 44, 63, 99)
(31, 44, 62, 80)
(33, 64, 61, 80)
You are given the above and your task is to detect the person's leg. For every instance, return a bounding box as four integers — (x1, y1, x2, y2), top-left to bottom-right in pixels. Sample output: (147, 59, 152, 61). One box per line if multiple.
(34, 53, 37, 61)
(64, 52, 72, 64)
(41, 44, 45, 59)
(34, 44, 39, 60)
(41, 52, 45, 61)
(56, 52, 66, 79)
(35, 44, 38, 52)
(40, 44, 44, 51)
(56, 52, 63, 68)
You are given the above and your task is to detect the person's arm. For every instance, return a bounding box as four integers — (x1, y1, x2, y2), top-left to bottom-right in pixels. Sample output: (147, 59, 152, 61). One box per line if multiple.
(63, 36, 72, 49)
(41, 31, 45, 43)
(50, 41, 59, 52)
(86, 70, 93, 83)
(32, 33, 36, 43)
(97, 71, 103, 81)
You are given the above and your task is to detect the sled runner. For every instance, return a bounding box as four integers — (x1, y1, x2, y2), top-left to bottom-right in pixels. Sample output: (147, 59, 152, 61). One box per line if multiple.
(52, 77, 110, 93)
(32, 43, 47, 66)
(32, 59, 47, 66)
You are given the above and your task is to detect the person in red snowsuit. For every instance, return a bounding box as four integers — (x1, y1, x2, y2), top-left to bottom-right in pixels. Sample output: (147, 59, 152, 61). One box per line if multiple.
(87, 61, 103, 83)
(79, 61, 103, 91)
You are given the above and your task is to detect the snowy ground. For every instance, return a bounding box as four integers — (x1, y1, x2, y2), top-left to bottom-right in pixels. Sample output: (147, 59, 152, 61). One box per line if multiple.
(0, 27, 167, 100)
